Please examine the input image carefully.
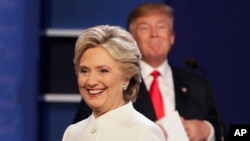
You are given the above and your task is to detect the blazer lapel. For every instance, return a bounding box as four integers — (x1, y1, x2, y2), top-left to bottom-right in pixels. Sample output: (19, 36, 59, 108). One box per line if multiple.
(172, 66, 190, 117)
(133, 80, 157, 121)
(134, 66, 190, 120)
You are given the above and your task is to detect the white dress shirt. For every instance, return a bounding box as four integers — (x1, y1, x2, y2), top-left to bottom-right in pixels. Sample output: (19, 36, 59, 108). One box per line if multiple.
(140, 60, 175, 116)
(140, 60, 215, 141)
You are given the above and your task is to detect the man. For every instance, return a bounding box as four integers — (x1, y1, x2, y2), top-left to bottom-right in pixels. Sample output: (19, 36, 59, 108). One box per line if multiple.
(73, 3, 227, 141)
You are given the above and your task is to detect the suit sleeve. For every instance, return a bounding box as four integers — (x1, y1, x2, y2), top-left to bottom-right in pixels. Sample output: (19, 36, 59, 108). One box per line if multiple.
(205, 81, 228, 141)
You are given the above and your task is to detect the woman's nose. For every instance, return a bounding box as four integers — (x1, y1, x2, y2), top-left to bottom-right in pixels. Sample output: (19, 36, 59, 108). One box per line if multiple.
(86, 73, 98, 87)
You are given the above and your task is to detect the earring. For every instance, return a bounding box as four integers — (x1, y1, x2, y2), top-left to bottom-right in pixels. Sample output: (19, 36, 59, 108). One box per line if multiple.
(123, 85, 127, 90)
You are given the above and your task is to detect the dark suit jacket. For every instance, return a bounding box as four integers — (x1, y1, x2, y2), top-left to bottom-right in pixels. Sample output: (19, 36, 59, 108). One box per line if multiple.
(73, 66, 228, 141)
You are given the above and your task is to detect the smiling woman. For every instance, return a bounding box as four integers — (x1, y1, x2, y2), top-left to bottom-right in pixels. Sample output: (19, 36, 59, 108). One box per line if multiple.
(77, 46, 128, 117)
(62, 25, 165, 141)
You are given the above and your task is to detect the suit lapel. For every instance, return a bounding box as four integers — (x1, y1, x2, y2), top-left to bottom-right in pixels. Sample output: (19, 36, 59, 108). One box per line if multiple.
(172, 66, 190, 117)
(133, 80, 157, 121)
(134, 66, 190, 120)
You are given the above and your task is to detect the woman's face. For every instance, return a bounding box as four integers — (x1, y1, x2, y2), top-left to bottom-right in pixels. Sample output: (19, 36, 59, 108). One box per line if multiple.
(77, 46, 127, 117)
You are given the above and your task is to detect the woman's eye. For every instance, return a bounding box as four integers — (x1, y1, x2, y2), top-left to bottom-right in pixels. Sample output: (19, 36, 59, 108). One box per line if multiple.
(100, 69, 108, 73)
(80, 69, 88, 74)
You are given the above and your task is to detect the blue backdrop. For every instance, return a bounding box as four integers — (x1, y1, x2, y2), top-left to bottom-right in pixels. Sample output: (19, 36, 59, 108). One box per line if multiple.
(169, 0, 250, 127)
(0, 0, 39, 141)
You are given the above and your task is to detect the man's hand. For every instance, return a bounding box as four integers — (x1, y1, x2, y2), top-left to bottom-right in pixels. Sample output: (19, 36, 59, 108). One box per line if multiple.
(181, 117, 210, 141)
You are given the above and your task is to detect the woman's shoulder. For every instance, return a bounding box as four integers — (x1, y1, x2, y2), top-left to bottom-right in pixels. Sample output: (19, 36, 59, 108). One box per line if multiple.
(64, 115, 92, 135)
(131, 109, 165, 140)
(132, 109, 159, 127)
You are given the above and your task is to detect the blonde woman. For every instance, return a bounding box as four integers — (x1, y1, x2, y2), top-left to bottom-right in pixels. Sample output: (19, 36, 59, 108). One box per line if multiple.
(62, 25, 165, 141)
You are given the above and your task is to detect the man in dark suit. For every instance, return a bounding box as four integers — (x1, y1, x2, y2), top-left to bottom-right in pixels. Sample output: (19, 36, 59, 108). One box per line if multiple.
(73, 3, 227, 141)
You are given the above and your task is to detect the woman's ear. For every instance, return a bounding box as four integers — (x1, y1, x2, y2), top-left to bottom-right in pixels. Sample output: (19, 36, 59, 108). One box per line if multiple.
(123, 78, 130, 88)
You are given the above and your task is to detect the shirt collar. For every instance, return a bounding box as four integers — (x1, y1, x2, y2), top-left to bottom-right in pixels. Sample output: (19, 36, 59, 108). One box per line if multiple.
(140, 60, 170, 79)
(93, 101, 134, 126)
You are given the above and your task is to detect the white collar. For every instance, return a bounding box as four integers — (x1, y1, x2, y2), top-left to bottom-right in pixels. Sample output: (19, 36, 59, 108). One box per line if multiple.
(89, 101, 134, 126)
(140, 60, 170, 79)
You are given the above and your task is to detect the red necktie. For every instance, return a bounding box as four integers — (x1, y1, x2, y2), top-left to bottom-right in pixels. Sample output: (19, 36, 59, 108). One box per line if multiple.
(149, 70, 165, 120)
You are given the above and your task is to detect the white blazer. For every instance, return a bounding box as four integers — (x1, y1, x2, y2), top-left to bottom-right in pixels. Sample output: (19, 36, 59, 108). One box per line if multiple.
(62, 101, 165, 141)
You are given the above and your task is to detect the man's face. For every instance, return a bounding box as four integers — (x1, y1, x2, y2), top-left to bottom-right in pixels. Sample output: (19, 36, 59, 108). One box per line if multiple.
(130, 13, 175, 67)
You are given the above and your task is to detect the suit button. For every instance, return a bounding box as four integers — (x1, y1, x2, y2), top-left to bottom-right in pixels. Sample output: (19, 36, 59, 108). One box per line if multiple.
(90, 127, 97, 133)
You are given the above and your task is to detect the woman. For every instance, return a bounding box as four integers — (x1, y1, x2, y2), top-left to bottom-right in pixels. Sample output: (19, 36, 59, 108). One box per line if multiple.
(62, 25, 165, 141)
